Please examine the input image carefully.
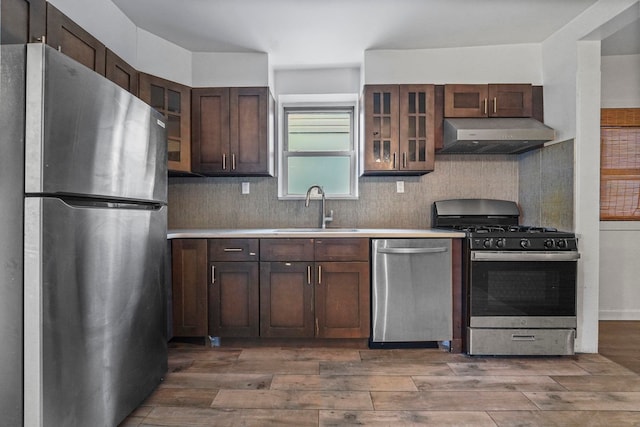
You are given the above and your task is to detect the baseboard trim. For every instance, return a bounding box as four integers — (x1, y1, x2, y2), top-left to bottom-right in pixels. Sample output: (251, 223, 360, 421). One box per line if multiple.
(599, 310, 640, 320)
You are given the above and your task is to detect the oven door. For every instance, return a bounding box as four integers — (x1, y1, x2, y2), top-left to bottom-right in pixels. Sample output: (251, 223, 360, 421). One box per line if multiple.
(469, 251, 579, 328)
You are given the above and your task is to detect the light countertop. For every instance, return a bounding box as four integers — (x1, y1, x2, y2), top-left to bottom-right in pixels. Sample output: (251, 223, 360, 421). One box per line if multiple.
(167, 228, 466, 239)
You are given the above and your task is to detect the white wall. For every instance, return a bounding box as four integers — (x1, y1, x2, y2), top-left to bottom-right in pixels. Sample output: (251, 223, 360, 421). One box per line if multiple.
(47, 0, 270, 88)
(363, 44, 543, 84)
(192, 52, 269, 88)
(274, 67, 361, 96)
(136, 29, 193, 86)
(600, 223, 640, 319)
(601, 54, 640, 107)
(541, 0, 640, 353)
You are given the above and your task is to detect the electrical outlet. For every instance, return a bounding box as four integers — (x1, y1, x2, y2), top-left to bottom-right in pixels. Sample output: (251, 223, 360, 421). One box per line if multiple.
(396, 181, 405, 193)
(242, 182, 250, 194)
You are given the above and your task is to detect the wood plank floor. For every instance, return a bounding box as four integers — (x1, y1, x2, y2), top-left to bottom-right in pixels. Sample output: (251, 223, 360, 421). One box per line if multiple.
(120, 321, 640, 426)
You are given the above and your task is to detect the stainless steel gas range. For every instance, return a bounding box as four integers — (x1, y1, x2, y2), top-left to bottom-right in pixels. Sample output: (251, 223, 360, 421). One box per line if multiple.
(433, 199, 580, 356)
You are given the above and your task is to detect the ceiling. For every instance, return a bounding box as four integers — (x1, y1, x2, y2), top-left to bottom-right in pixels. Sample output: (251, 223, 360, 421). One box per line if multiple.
(112, 0, 639, 69)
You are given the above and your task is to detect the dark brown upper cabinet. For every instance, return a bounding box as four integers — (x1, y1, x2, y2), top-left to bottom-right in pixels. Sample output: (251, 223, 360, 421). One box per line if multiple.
(46, 3, 106, 75)
(105, 49, 138, 95)
(362, 84, 436, 175)
(139, 73, 192, 174)
(444, 84, 533, 118)
(1, 0, 46, 44)
(191, 87, 274, 176)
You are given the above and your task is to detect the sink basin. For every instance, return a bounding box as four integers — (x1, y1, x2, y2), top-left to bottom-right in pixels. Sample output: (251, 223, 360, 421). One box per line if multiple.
(273, 228, 359, 233)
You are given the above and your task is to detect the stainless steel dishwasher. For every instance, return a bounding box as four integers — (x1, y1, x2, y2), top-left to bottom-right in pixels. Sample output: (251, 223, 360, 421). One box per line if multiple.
(370, 239, 452, 347)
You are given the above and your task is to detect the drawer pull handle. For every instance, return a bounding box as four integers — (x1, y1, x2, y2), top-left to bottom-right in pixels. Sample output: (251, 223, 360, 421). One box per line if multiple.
(512, 335, 536, 341)
(223, 248, 243, 252)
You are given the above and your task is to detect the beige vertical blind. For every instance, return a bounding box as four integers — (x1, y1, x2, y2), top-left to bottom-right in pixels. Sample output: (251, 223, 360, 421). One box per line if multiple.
(600, 108, 640, 220)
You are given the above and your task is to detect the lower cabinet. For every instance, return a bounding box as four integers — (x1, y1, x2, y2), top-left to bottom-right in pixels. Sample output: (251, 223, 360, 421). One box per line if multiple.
(171, 237, 370, 340)
(260, 261, 370, 338)
(260, 238, 370, 339)
(209, 261, 259, 337)
(260, 262, 314, 337)
(171, 239, 208, 338)
(208, 239, 260, 337)
(315, 261, 370, 338)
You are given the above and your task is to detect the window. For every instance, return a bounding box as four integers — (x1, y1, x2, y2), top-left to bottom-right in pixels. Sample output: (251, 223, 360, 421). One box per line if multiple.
(600, 108, 640, 220)
(278, 95, 358, 199)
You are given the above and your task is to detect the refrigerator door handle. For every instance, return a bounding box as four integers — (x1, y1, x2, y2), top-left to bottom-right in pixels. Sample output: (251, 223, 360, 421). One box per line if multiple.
(38, 196, 165, 211)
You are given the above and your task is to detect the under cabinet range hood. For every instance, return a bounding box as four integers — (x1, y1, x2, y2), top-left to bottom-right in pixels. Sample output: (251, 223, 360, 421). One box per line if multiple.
(440, 118, 556, 154)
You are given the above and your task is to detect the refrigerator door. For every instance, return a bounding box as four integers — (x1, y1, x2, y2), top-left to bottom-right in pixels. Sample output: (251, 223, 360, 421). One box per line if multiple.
(24, 197, 168, 427)
(0, 44, 26, 427)
(25, 43, 167, 203)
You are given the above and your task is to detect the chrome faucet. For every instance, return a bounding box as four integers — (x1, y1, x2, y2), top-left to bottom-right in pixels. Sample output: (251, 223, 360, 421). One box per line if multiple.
(305, 185, 333, 229)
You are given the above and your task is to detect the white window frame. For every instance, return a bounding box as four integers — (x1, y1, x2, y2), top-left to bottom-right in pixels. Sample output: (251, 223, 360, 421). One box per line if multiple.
(277, 93, 359, 200)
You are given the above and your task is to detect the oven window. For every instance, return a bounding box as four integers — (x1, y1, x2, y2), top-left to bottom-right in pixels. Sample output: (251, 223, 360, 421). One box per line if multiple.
(470, 261, 576, 317)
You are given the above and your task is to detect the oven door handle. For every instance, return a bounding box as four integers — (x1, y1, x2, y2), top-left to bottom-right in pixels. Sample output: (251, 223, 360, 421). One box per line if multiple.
(471, 251, 581, 261)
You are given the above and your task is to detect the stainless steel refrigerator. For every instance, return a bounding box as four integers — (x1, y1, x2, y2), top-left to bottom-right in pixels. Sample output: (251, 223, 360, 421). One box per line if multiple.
(1, 43, 168, 426)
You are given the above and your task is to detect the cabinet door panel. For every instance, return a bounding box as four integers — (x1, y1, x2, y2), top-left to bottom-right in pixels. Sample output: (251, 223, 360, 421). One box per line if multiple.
(1, 0, 45, 44)
(444, 84, 488, 117)
(314, 238, 369, 262)
(363, 85, 400, 173)
(105, 49, 137, 95)
(191, 87, 230, 173)
(260, 238, 314, 261)
(208, 239, 258, 262)
(230, 87, 270, 174)
(171, 239, 208, 337)
(139, 73, 191, 173)
(399, 85, 435, 172)
(260, 262, 314, 337)
(46, 4, 106, 75)
(489, 84, 532, 117)
(209, 261, 259, 337)
(316, 262, 370, 338)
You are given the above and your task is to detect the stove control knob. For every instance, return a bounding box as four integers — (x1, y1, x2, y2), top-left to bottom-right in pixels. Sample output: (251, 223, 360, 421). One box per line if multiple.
(495, 238, 505, 248)
(544, 239, 555, 249)
(520, 239, 531, 249)
(556, 239, 567, 249)
(483, 238, 493, 248)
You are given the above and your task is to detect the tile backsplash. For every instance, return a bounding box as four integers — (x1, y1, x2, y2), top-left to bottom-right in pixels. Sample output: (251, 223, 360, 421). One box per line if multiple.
(518, 139, 574, 231)
(168, 154, 520, 229)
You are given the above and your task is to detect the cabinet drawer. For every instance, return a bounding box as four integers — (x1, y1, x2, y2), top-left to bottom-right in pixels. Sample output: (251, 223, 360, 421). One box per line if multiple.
(208, 239, 258, 261)
(260, 238, 314, 261)
(315, 238, 369, 262)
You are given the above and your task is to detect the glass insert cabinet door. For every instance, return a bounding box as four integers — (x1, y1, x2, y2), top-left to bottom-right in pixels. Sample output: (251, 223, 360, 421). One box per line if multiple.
(363, 84, 435, 175)
(399, 85, 435, 172)
(139, 73, 191, 173)
(364, 85, 399, 173)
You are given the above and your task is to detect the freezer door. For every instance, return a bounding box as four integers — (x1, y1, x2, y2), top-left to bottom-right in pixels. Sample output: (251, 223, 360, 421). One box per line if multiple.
(0, 44, 26, 427)
(24, 197, 168, 427)
(25, 43, 167, 203)
(371, 239, 453, 343)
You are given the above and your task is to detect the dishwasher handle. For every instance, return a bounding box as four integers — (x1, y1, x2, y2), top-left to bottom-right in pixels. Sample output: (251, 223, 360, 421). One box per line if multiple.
(377, 247, 448, 255)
